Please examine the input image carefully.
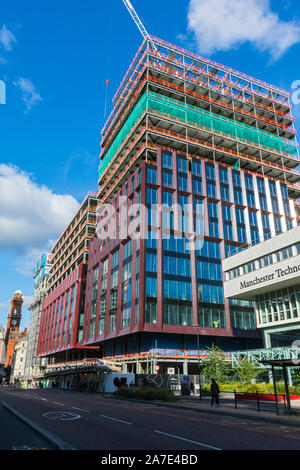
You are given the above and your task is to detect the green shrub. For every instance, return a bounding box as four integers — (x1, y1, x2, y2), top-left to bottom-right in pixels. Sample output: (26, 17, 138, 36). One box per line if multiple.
(202, 381, 300, 395)
(114, 386, 180, 401)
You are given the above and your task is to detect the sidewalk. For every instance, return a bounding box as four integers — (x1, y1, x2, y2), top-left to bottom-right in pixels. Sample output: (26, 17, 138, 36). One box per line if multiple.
(109, 392, 300, 428)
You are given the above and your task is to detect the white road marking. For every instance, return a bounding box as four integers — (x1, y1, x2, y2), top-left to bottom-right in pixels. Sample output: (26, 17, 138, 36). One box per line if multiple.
(100, 415, 132, 425)
(153, 430, 222, 450)
(52, 402, 64, 406)
(72, 407, 90, 413)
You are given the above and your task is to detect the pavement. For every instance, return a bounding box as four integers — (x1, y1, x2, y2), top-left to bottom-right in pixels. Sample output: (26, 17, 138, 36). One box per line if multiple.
(107, 391, 300, 428)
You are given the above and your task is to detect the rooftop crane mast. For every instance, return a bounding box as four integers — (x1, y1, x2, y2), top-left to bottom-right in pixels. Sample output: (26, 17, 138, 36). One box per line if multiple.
(122, 0, 161, 57)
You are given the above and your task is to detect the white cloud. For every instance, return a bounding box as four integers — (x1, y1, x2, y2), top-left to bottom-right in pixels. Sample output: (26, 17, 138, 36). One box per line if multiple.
(0, 25, 17, 52)
(0, 164, 79, 259)
(187, 0, 300, 60)
(13, 78, 42, 113)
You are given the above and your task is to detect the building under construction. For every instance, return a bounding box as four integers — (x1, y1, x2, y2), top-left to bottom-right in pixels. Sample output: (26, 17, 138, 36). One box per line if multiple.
(80, 35, 300, 374)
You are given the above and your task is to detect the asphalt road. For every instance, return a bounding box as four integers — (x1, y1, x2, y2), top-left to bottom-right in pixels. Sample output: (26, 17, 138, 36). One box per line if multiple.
(0, 400, 56, 450)
(0, 388, 300, 451)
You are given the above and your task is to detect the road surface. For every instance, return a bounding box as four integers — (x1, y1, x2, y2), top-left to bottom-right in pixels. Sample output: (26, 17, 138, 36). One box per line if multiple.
(0, 388, 300, 451)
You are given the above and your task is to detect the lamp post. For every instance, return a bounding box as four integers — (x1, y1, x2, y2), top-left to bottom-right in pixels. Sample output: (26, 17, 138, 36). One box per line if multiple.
(195, 323, 202, 400)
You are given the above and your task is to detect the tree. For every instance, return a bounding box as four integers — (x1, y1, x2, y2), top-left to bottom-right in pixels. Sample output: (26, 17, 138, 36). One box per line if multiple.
(200, 345, 231, 382)
(233, 357, 264, 384)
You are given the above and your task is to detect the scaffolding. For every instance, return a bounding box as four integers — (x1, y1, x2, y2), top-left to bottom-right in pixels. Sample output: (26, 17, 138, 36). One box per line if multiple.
(99, 90, 298, 178)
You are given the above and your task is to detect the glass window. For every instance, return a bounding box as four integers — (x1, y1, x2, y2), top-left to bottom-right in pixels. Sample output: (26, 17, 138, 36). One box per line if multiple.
(192, 161, 202, 177)
(163, 152, 172, 169)
(219, 167, 228, 184)
(236, 208, 245, 225)
(178, 175, 188, 192)
(208, 202, 218, 219)
(147, 166, 157, 184)
(207, 183, 216, 199)
(178, 157, 187, 173)
(232, 171, 241, 187)
(193, 179, 202, 195)
(221, 185, 230, 202)
(249, 211, 258, 227)
(245, 174, 253, 191)
(222, 205, 231, 222)
(163, 171, 173, 188)
(210, 220, 219, 238)
(259, 195, 268, 211)
(147, 188, 157, 205)
(247, 192, 256, 208)
(206, 164, 215, 180)
(234, 189, 243, 205)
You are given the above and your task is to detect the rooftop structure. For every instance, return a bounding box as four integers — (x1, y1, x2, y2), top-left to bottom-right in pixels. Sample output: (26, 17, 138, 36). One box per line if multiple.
(98, 37, 300, 204)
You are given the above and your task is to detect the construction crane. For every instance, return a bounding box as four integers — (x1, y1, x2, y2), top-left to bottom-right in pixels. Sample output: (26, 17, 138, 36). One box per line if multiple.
(122, 0, 160, 56)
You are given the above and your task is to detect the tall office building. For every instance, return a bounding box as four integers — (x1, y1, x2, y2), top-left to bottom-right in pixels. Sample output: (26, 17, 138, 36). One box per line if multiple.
(25, 254, 52, 385)
(36, 193, 98, 363)
(80, 36, 300, 373)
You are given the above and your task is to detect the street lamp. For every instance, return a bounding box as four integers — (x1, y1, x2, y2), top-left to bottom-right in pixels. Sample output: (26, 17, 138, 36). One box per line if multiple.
(194, 323, 202, 400)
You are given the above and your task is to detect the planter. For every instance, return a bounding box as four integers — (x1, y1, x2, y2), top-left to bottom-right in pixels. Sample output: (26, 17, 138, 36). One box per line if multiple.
(235, 393, 300, 402)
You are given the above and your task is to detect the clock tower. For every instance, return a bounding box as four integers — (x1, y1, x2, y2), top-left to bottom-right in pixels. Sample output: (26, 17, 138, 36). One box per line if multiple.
(4, 290, 24, 368)
(5, 290, 23, 347)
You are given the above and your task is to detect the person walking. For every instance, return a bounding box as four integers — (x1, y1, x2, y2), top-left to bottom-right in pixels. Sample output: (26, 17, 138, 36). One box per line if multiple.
(210, 379, 220, 407)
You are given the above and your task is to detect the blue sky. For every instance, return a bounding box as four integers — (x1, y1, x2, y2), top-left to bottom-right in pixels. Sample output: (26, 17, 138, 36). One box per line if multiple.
(1, 0, 300, 330)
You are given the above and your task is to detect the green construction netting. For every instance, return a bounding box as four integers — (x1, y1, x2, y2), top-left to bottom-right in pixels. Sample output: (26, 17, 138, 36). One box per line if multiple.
(99, 90, 298, 177)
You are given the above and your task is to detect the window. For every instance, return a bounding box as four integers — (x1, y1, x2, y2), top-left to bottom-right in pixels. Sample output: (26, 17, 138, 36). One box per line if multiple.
(147, 166, 157, 184)
(271, 198, 279, 214)
(247, 192, 256, 208)
(208, 202, 218, 219)
(163, 171, 173, 188)
(221, 185, 230, 202)
(146, 277, 157, 297)
(257, 177, 265, 193)
(269, 180, 277, 197)
(178, 157, 187, 173)
(234, 189, 243, 205)
(262, 214, 270, 230)
(251, 229, 259, 245)
(222, 205, 231, 222)
(237, 226, 247, 243)
(219, 167, 228, 184)
(163, 152, 172, 169)
(236, 208, 245, 225)
(145, 302, 157, 323)
(245, 174, 253, 191)
(147, 188, 157, 205)
(274, 216, 282, 234)
(207, 183, 216, 199)
(164, 304, 193, 326)
(206, 164, 215, 180)
(249, 211, 258, 227)
(232, 171, 241, 187)
(163, 191, 173, 207)
(259, 195, 268, 211)
(178, 175, 188, 192)
(193, 179, 202, 195)
(192, 161, 202, 177)
(146, 253, 157, 272)
(223, 223, 233, 241)
(210, 220, 219, 238)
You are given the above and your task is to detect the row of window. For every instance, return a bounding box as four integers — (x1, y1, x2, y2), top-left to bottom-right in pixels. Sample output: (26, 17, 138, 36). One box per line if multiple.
(227, 242, 300, 280)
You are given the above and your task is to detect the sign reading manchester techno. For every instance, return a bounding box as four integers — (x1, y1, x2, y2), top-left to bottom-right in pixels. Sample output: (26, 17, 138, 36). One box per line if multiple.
(240, 264, 300, 290)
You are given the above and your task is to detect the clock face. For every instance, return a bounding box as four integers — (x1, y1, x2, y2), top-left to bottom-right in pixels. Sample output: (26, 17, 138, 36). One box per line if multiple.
(12, 320, 17, 326)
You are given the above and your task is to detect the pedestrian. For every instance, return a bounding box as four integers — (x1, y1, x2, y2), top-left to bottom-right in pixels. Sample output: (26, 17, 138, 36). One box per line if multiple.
(129, 380, 135, 387)
(190, 381, 194, 395)
(210, 379, 220, 407)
